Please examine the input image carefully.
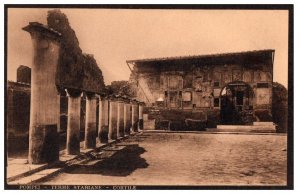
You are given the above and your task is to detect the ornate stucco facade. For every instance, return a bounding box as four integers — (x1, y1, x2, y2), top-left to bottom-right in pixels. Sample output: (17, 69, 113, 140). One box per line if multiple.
(128, 49, 274, 126)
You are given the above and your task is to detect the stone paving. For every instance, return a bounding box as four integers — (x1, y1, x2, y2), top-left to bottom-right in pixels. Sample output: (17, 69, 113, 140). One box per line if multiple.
(42, 132, 287, 186)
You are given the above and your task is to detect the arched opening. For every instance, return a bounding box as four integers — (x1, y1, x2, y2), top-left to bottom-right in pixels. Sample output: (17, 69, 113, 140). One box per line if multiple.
(220, 81, 254, 125)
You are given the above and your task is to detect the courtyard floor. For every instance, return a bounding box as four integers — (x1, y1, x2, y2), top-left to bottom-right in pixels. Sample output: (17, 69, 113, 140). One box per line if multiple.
(42, 131, 287, 186)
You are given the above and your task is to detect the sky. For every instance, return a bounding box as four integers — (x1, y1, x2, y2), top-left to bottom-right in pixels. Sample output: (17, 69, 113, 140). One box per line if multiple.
(7, 8, 289, 87)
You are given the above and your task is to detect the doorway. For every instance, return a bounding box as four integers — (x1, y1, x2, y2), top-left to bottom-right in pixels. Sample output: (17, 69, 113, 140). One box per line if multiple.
(220, 81, 254, 125)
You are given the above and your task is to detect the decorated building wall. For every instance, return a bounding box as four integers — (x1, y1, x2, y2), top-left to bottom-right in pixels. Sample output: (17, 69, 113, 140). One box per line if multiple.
(128, 50, 274, 125)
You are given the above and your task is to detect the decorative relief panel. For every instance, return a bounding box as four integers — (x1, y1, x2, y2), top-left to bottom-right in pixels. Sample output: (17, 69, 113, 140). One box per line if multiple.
(183, 74, 193, 88)
(223, 71, 232, 84)
(266, 72, 272, 82)
(254, 71, 262, 82)
(232, 70, 242, 81)
(194, 77, 204, 92)
(254, 71, 272, 82)
(194, 67, 203, 74)
(256, 88, 271, 105)
(160, 76, 167, 89)
(168, 75, 183, 89)
(203, 96, 212, 107)
(243, 71, 252, 83)
(207, 71, 213, 81)
(213, 71, 222, 82)
(260, 72, 267, 82)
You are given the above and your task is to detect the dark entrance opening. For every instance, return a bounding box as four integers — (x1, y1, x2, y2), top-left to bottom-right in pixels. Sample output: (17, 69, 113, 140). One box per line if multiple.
(220, 81, 254, 125)
(236, 91, 244, 106)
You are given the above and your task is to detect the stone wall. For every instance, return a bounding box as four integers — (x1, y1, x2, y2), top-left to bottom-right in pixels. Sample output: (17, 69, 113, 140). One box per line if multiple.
(129, 56, 273, 126)
(7, 81, 31, 135)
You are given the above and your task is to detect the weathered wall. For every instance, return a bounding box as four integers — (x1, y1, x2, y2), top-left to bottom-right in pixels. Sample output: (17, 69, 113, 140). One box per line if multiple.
(133, 64, 272, 106)
(47, 9, 105, 94)
(130, 57, 273, 126)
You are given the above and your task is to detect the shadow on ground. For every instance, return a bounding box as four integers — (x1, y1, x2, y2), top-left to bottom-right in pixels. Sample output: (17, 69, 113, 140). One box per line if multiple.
(65, 144, 148, 176)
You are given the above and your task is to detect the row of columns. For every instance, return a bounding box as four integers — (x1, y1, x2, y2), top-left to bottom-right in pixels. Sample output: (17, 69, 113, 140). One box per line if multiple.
(24, 22, 145, 164)
(65, 92, 145, 157)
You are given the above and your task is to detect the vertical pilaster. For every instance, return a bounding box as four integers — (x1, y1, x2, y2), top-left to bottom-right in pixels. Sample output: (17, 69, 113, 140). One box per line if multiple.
(131, 100, 139, 132)
(138, 102, 144, 131)
(66, 89, 81, 155)
(98, 96, 109, 143)
(108, 96, 118, 140)
(84, 93, 97, 149)
(117, 98, 125, 138)
(124, 99, 131, 135)
(23, 22, 61, 164)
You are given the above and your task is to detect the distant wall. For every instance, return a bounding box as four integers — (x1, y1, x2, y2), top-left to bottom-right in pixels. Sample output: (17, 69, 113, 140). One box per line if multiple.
(17, 65, 31, 84)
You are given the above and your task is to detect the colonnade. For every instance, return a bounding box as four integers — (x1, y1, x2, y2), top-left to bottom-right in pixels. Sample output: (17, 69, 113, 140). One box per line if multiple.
(23, 22, 144, 164)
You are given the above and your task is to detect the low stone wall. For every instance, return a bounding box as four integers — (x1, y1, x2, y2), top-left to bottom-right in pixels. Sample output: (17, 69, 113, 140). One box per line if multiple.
(254, 109, 272, 122)
(147, 108, 210, 131)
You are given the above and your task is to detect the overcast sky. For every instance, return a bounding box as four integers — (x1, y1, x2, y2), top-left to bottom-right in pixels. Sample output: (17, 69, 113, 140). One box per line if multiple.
(7, 8, 289, 87)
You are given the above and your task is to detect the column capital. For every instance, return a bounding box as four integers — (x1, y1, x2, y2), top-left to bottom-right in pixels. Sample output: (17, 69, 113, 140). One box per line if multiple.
(85, 91, 97, 100)
(138, 101, 146, 106)
(65, 88, 82, 98)
(23, 22, 61, 42)
(108, 94, 118, 101)
(131, 99, 139, 105)
(98, 94, 108, 100)
(122, 96, 130, 104)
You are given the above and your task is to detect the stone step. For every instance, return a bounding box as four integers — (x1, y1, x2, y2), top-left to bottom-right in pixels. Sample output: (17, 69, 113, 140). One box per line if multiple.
(215, 124, 276, 133)
(7, 161, 50, 183)
(207, 128, 276, 133)
(217, 125, 276, 130)
(9, 168, 62, 185)
(253, 122, 275, 126)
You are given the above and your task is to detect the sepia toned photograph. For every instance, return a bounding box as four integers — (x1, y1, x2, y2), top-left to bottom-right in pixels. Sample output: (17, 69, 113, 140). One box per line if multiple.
(4, 4, 293, 189)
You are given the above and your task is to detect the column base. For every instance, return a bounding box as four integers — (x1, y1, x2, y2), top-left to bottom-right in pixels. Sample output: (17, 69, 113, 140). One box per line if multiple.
(138, 119, 144, 130)
(66, 133, 80, 155)
(132, 122, 138, 132)
(84, 123, 97, 149)
(29, 124, 59, 164)
(119, 122, 125, 137)
(98, 126, 109, 143)
(124, 125, 131, 135)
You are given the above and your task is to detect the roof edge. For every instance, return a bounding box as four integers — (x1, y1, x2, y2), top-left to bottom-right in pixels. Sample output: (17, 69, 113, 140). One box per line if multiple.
(126, 49, 275, 64)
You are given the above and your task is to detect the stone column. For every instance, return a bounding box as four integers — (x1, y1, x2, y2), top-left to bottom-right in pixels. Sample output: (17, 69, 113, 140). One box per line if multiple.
(98, 96, 109, 143)
(131, 100, 139, 132)
(23, 22, 61, 164)
(124, 99, 131, 136)
(138, 102, 144, 131)
(66, 89, 81, 155)
(108, 97, 118, 140)
(117, 98, 125, 138)
(84, 93, 97, 149)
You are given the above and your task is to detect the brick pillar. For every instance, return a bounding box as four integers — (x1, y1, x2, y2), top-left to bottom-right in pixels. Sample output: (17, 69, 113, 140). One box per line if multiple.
(108, 97, 118, 140)
(124, 100, 131, 135)
(84, 93, 97, 149)
(138, 102, 144, 131)
(23, 22, 61, 164)
(66, 89, 81, 155)
(117, 98, 125, 138)
(98, 96, 109, 143)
